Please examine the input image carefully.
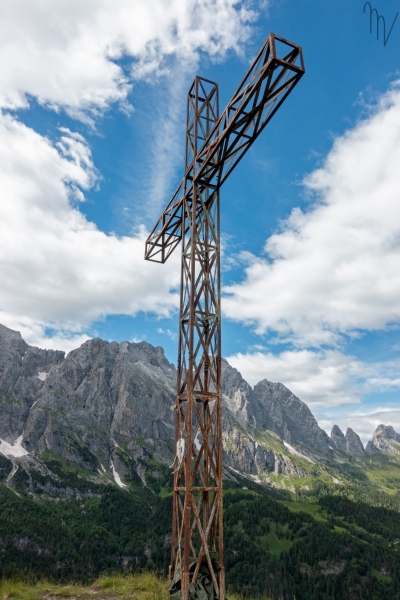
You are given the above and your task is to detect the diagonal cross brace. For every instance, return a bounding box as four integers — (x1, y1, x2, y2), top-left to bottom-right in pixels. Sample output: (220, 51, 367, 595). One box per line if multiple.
(145, 33, 304, 264)
(144, 31, 304, 600)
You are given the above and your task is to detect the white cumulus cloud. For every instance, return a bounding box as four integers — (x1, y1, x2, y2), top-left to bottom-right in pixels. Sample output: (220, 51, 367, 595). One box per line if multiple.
(224, 83, 400, 347)
(227, 347, 400, 407)
(0, 112, 180, 349)
(227, 349, 364, 407)
(317, 407, 400, 445)
(0, 0, 256, 118)
(0, 0, 257, 349)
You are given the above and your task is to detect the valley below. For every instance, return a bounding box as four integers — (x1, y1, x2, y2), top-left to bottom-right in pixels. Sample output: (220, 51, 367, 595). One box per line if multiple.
(1, 323, 400, 600)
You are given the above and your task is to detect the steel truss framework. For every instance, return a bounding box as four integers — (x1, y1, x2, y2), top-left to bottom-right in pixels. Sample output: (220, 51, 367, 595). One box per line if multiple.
(145, 33, 304, 600)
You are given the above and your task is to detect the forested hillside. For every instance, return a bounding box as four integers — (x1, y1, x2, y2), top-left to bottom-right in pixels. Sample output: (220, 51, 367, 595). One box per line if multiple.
(2, 325, 400, 599)
(1, 456, 400, 600)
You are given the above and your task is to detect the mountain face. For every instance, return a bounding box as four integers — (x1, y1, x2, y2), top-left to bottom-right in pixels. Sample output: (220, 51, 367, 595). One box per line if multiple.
(221, 360, 331, 479)
(0, 323, 178, 487)
(223, 364, 331, 453)
(366, 425, 400, 456)
(0, 323, 399, 495)
(345, 428, 365, 456)
(0, 324, 64, 444)
(330, 425, 367, 455)
(331, 425, 346, 451)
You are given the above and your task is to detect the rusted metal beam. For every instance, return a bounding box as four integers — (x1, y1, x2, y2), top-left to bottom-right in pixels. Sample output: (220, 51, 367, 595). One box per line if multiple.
(145, 33, 304, 264)
(144, 32, 305, 600)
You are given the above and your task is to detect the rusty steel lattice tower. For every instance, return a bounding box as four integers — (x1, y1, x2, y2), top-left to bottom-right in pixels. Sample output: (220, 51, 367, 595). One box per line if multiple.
(145, 33, 305, 600)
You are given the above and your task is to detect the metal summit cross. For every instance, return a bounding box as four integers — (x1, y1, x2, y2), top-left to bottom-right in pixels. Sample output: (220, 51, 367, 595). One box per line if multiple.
(145, 33, 305, 600)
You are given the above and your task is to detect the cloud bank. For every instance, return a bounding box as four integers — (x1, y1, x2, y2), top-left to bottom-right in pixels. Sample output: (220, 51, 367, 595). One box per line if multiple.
(225, 83, 400, 422)
(0, 0, 255, 117)
(224, 84, 400, 347)
(317, 408, 400, 445)
(0, 113, 181, 348)
(0, 0, 256, 349)
(227, 349, 364, 407)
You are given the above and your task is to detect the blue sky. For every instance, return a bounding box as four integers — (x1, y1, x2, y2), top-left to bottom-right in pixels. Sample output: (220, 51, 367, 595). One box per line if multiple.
(1, 0, 400, 441)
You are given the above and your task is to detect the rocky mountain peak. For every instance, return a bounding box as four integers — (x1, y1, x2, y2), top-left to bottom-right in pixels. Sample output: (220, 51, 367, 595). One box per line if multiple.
(374, 424, 400, 441)
(2, 322, 400, 494)
(250, 379, 331, 453)
(330, 425, 346, 451)
(366, 424, 400, 456)
(221, 360, 330, 454)
(1, 324, 337, 490)
(0, 322, 25, 343)
(345, 428, 365, 456)
(0, 323, 65, 445)
(221, 359, 252, 423)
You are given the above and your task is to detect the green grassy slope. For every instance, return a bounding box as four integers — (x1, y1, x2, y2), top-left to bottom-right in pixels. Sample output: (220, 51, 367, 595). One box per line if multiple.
(2, 454, 400, 600)
(257, 439, 400, 513)
(0, 573, 271, 600)
(0, 573, 169, 600)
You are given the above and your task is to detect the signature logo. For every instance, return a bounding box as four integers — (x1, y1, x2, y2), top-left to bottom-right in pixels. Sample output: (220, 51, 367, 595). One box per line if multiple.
(363, 2, 398, 46)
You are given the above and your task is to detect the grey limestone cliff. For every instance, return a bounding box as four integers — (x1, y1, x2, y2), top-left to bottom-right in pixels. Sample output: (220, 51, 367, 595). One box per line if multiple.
(0, 324, 332, 488)
(0, 323, 64, 445)
(330, 425, 346, 451)
(0, 323, 378, 492)
(251, 379, 331, 453)
(0, 325, 178, 485)
(24, 337, 178, 481)
(366, 424, 400, 456)
(345, 428, 365, 456)
(220, 360, 328, 481)
(221, 359, 330, 454)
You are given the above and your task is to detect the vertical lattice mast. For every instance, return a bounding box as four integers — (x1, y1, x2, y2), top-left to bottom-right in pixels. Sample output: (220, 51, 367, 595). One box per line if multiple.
(170, 77, 224, 600)
(145, 33, 305, 600)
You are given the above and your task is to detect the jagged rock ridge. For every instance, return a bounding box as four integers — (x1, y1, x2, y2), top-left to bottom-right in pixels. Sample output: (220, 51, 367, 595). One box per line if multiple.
(330, 425, 346, 451)
(366, 424, 400, 456)
(345, 428, 365, 456)
(0, 323, 399, 492)
(0, 324, 331, 486)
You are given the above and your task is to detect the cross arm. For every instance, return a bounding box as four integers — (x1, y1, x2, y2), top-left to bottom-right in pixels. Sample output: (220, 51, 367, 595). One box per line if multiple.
(145, 33, 305, 263)
(143, 179, 185, 263)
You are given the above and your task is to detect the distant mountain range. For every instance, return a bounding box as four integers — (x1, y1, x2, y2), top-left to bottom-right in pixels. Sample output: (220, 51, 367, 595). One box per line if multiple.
(1, 322, 400, 496)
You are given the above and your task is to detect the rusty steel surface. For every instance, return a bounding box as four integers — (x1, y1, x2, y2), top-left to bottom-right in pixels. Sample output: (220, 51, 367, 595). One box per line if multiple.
(144, 33, 305, 600)
(145, 34, 304, 264)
